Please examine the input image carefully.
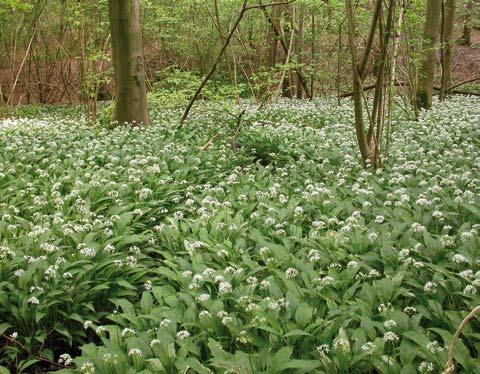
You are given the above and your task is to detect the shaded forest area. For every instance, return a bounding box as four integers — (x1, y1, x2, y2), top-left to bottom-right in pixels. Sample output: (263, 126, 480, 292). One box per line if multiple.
(0, 0, 479, 111)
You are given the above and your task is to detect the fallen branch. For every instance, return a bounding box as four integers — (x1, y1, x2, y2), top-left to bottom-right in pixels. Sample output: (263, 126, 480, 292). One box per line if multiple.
(2, 334, 64, 369)
(445, 76, 480, 92)
(340, 81, 408, 98)
(340, 80, 480, 98)
(443, 305, 480, 374)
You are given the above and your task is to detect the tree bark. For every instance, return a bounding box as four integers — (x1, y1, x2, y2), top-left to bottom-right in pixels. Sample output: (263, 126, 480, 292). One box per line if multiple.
(259, 0, 311, 99)
(265, 1, 282, 68)
(458, 2, 472, 46)
(108, 0, 150, 125)
(416, 0, 442, 110)
(295, 4, 304, 99)
(440, 0, 456, 101)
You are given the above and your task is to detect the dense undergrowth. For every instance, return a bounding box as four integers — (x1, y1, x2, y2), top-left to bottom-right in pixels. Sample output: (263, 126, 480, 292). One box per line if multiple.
(0, 97, 479, 373)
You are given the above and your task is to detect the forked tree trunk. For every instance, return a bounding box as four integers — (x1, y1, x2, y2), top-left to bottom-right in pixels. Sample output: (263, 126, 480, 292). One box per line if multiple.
(440, 0, 456, 101)
(108, 0, 150, 125)
(345, 0, 395, 167)
(416, 0, 442, 110)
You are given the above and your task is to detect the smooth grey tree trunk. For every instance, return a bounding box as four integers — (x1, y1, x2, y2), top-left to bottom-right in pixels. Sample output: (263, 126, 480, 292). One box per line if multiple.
(108, 0, 150, 125)
(417, 0, 442, 110)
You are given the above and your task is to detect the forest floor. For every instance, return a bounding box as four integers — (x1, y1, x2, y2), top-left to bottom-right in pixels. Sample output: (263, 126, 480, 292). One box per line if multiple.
(454, 30, 480, 83)
(0, 97, 479, 373)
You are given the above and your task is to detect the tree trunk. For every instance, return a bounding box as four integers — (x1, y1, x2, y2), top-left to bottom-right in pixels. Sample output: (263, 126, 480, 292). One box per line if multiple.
(416, 0, 442, 110)
(440, 0, 456, 101)
(295, 4, 304, 99)
(458, 2, 472, 46)
(108, 0, 150, 125)
(265, 1, 282, 68)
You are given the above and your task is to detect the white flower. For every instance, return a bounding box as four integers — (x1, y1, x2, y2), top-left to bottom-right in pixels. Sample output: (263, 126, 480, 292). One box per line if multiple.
(79, 247, 96, 257)
(260, 279, 270, 289)
(426, 340, 444, 354)
(308, 249, 321, 262)
(316, 344, 330, 357)
(383, 331, 399, 342)
(294, 206, 304, 216)
(347, 260, 359, 268)
(265, 217, 275, 226)
(418, 361, 434, 373)
(176, 330, 190, 340)
(83, 320, 93, 329)
(383, 320, 397, 330)
(259, 247, 270, 256)
(121, 328, 135, 337)
(218, 281, 232, 295)
(285, 268, 298, 279)
(173, 211, 184, 220)
(452, 254, 468, 264)
(95, 326, 107, 336)
(378, 303, 393, 313)
(150, 339, 161, 347)
(160, 319, 171, 327)
(424, 281, 438, 294)
(28, 296, 39, 305)
(79, 361, 95, 374)
(411, 223, 426, 233)
(459, 270, 473, 280)
(14, 269, 24, 277)
(128, 348, 143, 356)
(199, 310, 211, 319)
(375, 215, 385, 224)
(314, 276, 335, 286)
(463, 285, 477, 296)
(197, 293, 211, 302)
(333, 337, 350, 352)
(361, 342, 376, 354)
(58, 353, 73, 366)
(144, 280, 152, 291)
(403, 306, 417, 315)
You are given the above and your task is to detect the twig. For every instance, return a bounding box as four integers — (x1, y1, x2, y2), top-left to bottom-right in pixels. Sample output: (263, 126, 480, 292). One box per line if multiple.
(259, 0, 311, 99)
(442, 305, 480, 374)
(200, 133, 221, 151)
(231, 109, 246, 151)
(2, 334, 64, 369)
(179, 0, 296, 125)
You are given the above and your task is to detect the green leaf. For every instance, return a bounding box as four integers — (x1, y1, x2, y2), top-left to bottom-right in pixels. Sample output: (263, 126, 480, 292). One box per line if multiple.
(18, 359, 39, 373)
(277, 359, 321, 371)
(295, 303, 313, 326)
(376, 278, 394, 302)
(140, 292, 153, 314)
(116, 280, 136, 290)
(284, 329, 312, 338)
(400, 338, 417, 365)
(0, 323, 11, 335)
